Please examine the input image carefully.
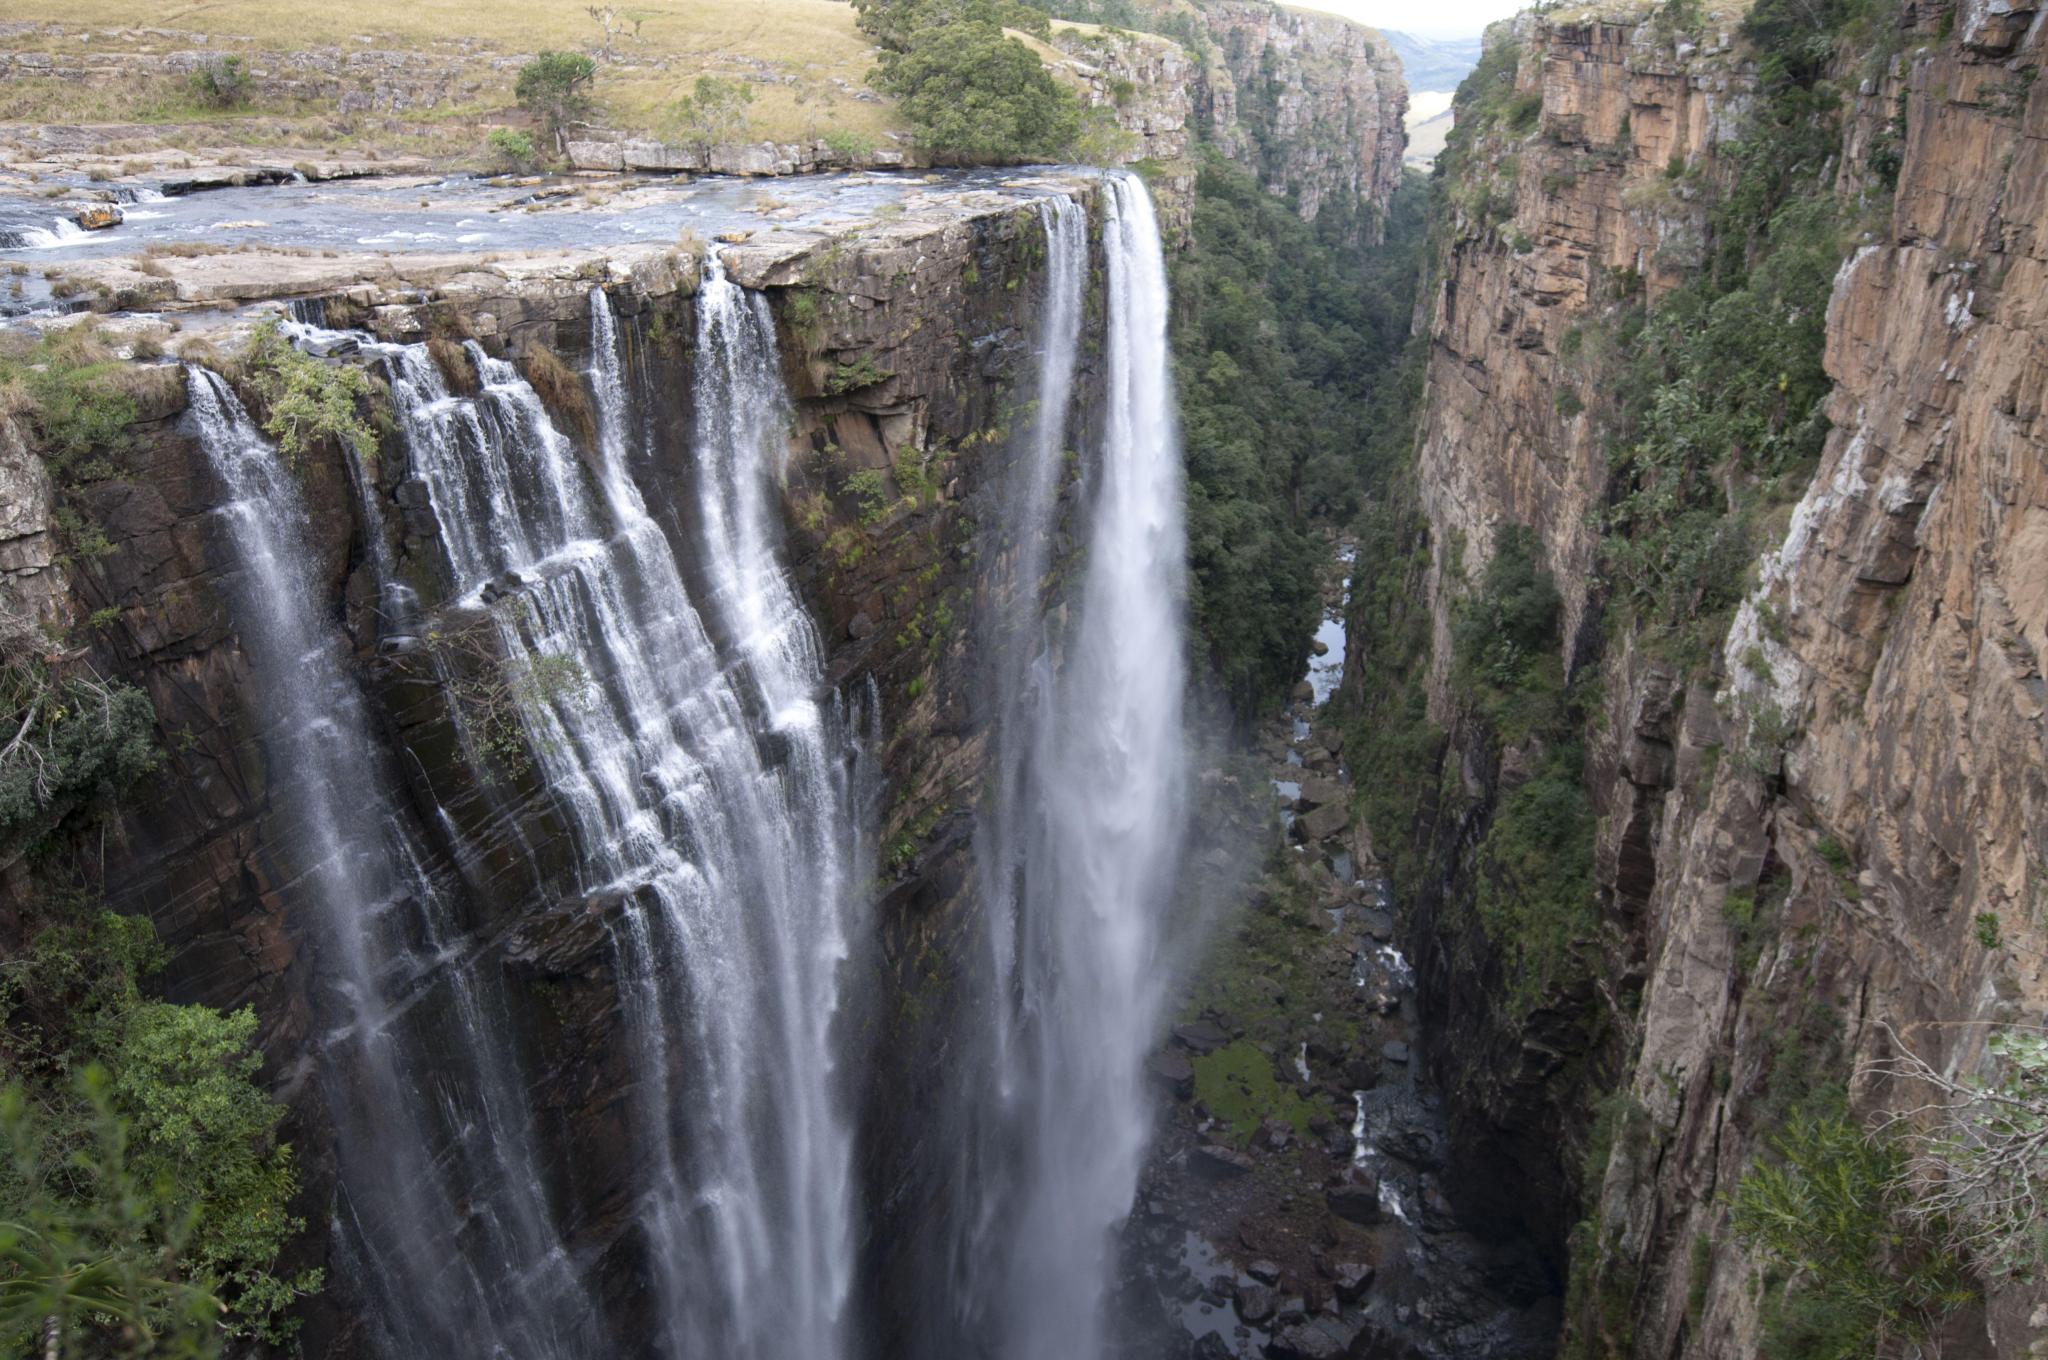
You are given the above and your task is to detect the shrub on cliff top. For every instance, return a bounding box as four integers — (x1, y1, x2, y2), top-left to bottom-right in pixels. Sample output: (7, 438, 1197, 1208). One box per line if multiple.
(515, 50, 598, 157)
(243, 319, 375, 468)
(186, 55, 251, 111)
(0, 328, 136, 486)
(857, 0, 1080, 163)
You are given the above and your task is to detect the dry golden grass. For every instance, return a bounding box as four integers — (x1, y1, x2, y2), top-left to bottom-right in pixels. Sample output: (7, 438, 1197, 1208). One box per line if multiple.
(16, 0, 906, 146)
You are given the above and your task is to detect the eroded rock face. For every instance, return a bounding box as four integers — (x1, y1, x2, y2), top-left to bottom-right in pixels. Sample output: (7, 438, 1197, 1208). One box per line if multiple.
(1197, 0, 1409, 233)
(1402, 5, 2048, 1354)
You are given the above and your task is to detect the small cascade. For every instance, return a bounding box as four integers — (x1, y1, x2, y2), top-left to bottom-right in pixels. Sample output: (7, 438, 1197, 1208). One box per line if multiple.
(183, 369, 591, 1360)
(0, 218, 88, 250)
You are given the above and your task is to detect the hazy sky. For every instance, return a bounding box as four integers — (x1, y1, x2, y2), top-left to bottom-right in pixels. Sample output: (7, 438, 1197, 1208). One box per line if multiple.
(1292, 0, 1526, 39)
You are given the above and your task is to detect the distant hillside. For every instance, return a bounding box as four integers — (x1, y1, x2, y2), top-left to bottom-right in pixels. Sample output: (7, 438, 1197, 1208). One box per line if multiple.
(1380, 29, 1482, 91)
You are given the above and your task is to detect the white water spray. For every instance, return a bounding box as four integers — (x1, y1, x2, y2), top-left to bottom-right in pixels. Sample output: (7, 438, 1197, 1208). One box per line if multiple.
(985, 172, 1192, 1360)
(374, 282, 860, 1360)
(185, 369, 591, 1359)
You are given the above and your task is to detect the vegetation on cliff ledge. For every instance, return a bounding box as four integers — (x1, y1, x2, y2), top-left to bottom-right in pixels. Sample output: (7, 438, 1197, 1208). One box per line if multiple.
(2, 364, 315, 1357)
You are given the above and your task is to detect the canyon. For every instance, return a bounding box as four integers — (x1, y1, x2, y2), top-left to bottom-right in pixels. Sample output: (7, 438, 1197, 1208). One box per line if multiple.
(1, 0, 2045, 1357)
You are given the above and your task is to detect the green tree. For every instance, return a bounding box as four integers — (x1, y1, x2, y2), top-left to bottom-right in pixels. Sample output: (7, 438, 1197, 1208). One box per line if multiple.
(858, 0, 1079, 162)
(855, 0, 1051, 53)
(514, 51, 598, 156)
(666, 75, 756, 164)
(0, 669, 159, 865)
(0, 912, 319, 1352)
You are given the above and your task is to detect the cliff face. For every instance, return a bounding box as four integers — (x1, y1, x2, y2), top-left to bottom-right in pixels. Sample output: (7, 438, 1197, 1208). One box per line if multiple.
(1393, 2, 2048, 1354)
(1045, 2, 1409, 239)
(1198, 0, 1410, 229)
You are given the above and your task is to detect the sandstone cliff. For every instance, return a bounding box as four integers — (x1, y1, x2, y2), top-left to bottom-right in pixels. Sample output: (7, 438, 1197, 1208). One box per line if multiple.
(1383, 0, 2048, 1353)
(1198, 0, 1409, 229)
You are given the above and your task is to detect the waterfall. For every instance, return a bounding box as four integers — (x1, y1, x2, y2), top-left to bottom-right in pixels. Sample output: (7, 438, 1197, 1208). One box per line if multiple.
(980, 194, 1089, 1080)
(370, 278, 861, 1359)
(966, 172, 1192, 1360)
(184, 370, 592, 1360)
(186, 173, 1184, 1360)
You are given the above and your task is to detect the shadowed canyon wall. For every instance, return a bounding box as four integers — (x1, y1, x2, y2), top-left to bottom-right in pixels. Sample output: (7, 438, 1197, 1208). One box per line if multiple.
(1361, 1, 2048, 1354)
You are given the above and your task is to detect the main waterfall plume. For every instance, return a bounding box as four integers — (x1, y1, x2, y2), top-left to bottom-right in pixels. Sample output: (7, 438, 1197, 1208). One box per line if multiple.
(179, 174, 1188, 1360)
(950, 171, 1194, 1360)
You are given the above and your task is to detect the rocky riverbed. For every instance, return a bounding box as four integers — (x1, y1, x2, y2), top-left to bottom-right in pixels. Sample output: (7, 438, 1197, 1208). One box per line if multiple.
(1108, 541, 1562, 1360)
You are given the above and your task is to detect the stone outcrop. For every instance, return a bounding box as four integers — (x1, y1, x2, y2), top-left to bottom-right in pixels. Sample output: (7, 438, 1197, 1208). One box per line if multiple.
(1392, 3, 2048, 1354)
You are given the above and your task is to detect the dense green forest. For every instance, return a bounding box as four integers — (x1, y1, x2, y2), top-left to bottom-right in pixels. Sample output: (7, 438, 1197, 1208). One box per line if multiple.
(1172, 156, 1428, 713)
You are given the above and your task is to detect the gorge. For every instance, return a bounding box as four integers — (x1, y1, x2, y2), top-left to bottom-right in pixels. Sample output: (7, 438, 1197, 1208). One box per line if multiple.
(2, 0, 2046, 1356)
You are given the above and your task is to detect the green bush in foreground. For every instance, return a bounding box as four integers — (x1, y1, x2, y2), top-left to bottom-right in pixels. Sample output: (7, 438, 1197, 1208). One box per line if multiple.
(1731, 1109, 1973, 1359)
(0, 911, 319, 1355)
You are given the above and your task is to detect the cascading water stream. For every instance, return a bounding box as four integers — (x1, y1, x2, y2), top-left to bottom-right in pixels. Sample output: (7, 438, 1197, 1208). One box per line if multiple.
(184, 370, 591, 1360)
(927, 192, 1089, 1352)
(370, 278, 862, 1360)
(963, 172, 1193, 1360)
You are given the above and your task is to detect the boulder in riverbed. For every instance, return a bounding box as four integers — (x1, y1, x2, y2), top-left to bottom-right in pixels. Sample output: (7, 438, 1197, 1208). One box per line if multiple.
(1298, 802, 1350, 841)
(1234, 1282, 1276, 1323)
(1147, 1048, 1195, 1099)
(1326, 1177, 1382, 1225)
(1267, 1319, 1354, 1359)
(1191, 1143, 1256, 1179)
(1172, 1017, 1231, 1054)
(1332, 1261, 1373, 1301)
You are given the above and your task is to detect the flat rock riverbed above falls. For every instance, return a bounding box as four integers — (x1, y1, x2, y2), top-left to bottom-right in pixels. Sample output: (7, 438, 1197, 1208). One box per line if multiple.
(0, 166, 1094, 317)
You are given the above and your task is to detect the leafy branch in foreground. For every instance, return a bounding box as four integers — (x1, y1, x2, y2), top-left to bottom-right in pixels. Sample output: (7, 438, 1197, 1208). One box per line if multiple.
(1, 908, 319, 1356)
(1730, 1107, 1974, 1357)
(1877, 1024, 2048, 1276)
(1, 1069, 219, 1360)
